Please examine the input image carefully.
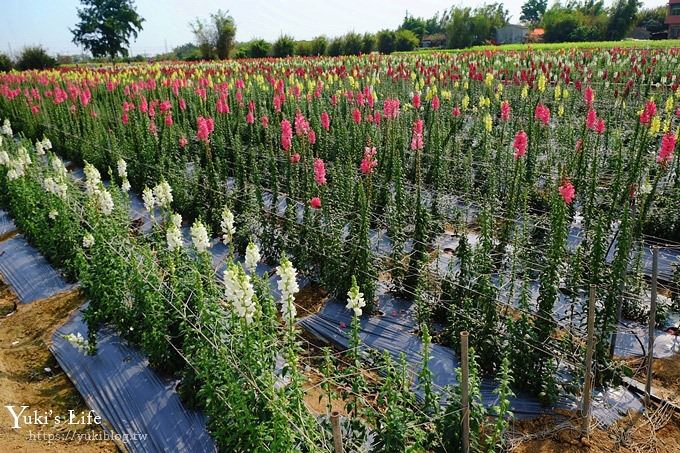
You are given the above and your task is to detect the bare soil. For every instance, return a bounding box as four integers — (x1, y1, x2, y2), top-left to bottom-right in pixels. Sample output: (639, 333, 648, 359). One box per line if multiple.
(0, 285, 117, 452)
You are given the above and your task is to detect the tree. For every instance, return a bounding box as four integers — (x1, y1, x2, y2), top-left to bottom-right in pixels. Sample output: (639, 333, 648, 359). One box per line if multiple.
(326, 37, 343, 57)
(248, 39, 270, 58)
(213, 11, 236, 59)
(71, 0, 144, 60)
(0, 53, 12, 72)
(520, 0, 548, 25)
(173, 43, 201, 60)
(272, 35, 295, 58)
(309, 36, 327, 56)
(361, 33, 375, 54)
(376, 29, 397, 54)
(16, 46, 57, 70)
(636, 6, 668, 32)
(400, 13, 427, 40)
(445, 4, 508, 49)
(294, 41, 312, 56)
(606, 0, 640, 40)
(190, 10, 236, 60)
(395, 29, 420, 51)
(342, 32, 363, 55)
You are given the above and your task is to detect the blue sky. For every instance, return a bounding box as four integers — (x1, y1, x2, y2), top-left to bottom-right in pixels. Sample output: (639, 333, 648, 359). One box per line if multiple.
(0, 0, 666, 56)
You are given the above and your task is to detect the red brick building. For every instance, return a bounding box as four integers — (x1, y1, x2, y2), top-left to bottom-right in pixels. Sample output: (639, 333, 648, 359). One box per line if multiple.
(668, 0, 680, 38)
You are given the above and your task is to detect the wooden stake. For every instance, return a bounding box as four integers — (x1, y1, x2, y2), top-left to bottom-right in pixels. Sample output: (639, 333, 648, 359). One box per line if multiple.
(609, 278, 626, 359)
(460, 331, 470, 453)
(331, 411, 343, 453)
(645, 246, 659, 408)
(581, 285, 596, 436)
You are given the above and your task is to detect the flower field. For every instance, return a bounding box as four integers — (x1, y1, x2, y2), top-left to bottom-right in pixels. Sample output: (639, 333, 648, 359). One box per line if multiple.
(1, 48, 680, 451)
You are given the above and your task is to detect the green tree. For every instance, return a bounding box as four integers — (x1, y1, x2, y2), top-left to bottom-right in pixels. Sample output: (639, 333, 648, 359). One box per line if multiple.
(342, 32, 363, 55)
(606, 0, 640, 40)
(172, 42, 201, 60)
(71, 0, 144, 60)
(636, 6, 668, 32)
(0, 53, 13, 72)
(309, 36, 327, 55)
(361, 33, 375, 54)
(190, 10, 236, 60)
(520, 0, 548, 25)
(272, 35, 295, 58)
(400, 13, 427, 40)
(16, 46, 57, 70)
(394, 29, 420, 51)
(326, 37, 343, 56)
(248, 39, 271, 58)
(294, 40, 312, 56)
(376, 29, 397, 54)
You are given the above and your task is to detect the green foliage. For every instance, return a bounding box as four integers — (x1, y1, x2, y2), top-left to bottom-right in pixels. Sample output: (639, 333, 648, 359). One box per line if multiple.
(376, 30, 397, 54)
(172, 42, 202, 61)
(605, 0, 640, 40)
(326, 37, 343, 57)
(190, 10, 236, 60)
(309, 36, 328, 56)
(342, 32, 363, 56)
(361, 33, 375, 54)
(394, 29, 420, 52)
(71, 0, 144, 59)
(0, 53, 12, 72)
(272, 35, 295, 58)
(445, 3, 508, 49)
(247, 39, 271, 58)
(16, 47, 57, 71)
(520, 0, 548, 25)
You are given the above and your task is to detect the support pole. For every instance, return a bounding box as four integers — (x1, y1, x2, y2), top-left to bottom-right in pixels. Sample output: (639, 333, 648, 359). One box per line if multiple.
(581, 285, 596, 436)
(331, 411, 343, 453)
(460, 331, 470, 453)
(645, 246, 659, 408)
(609, 278, 626, 359)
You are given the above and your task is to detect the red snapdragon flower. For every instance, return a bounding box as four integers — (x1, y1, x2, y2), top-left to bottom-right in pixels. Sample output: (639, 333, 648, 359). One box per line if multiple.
(559, 179, 576, 204)
(657, 132, 676, 166)
(309, 197, 322, 209)
(313, 158, 327, 185)
(513, 130, 528, 159)
(360, 147, 378, 174)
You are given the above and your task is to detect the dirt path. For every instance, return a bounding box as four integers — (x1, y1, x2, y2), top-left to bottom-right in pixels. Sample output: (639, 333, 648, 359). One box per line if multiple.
(0, 284, 117, 452)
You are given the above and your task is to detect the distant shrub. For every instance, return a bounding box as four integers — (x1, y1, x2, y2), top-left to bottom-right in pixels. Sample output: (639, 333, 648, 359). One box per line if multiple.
(309, 36, 327, 56)
(0, 53, 12, 72)
(248, 39, 271, 58)
(16, 46, 57, 70)
(272, 35, 295, 58)
(326, 37, 343, 56)
(294, 41, 312, 57)
(342, 32, 363, 55)
(376, 29, 397, 54)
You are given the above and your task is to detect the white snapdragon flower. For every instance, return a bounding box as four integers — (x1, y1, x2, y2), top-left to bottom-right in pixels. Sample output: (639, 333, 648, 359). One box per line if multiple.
(82, 233, 95, 248)
(48, 210, 58, 220)
(117, 158, 127, 179)
(84, 162, 102, 196)
(220, 207, 236, 244)
(224, 264, 257, 324)
(153, 180, 173, 209)
(62, 332, 88, 353)
(572, 211, 584, 227)
(0, 150, 10, 166)
(121, 180, 131, 192)
(51, 156, 67, 179)
(1, 119, 12, 136)
(35, 140, 45, 156)
(170, 212, 182, 229)
(166, 225, 183, 251)
(7, 169, 18, 180)
(96, 189, 114, 215)
(17, 147, 31, 166)
(346, 277, 366, 317)
(276, 257, 299, 324)
(142, 187, 155, 213)
(244, 242, 261, 273)
(0, 134, 3, 147)
(190, 220, 210, 252)
(41, 137, 52, 151)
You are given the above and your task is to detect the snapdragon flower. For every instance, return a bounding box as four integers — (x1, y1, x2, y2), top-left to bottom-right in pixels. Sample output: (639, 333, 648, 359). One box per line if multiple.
(346, 277, 366, 317)
(82, 233, 95, 248)
(62, 332, 88, 353)
(244, 242, 261, 273)
(190, 220, 210, 252)
(276, 257, 299, 324)
(224, 263, 257, 324)
(142, 187, 155, 214)
(1, 119, 12, 136)
(50, 156, 67, 179)
(96, 189, 114, 215)
(17, 147, 31, 167)
(84, 162, 102, 196)
(121, 180, 131, 192)
(166, 225, 183, 251)
(170, 212, 182, 229)
(220, 207, 236, 244)
(35, 140, 45, 156)
(48, 210, 58, 220)
(0, 150, 9, 166)
(153, 180, 173, 209)
(117, 158, 127, 179)
(41, 137, 52, 151)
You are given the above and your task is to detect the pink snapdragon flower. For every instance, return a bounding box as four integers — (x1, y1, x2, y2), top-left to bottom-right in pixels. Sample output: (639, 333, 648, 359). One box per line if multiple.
(196, 116, 214, 142)
(310, 197, 322, 209)
(313, 158, 327, 185)
(360, 147, 378, 174)
(559, 179, 576, 205)
(657, 132, 676, 165)
(534, 103, 550, 126)
(321, 111, 330, 131)
(500, 101, 510, 121)
(281, 119, 293, 151)
(513, 130, 528, 159)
